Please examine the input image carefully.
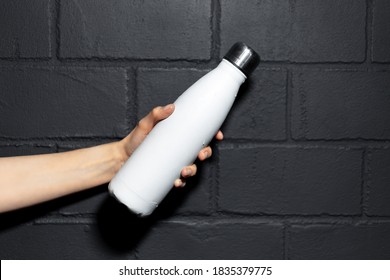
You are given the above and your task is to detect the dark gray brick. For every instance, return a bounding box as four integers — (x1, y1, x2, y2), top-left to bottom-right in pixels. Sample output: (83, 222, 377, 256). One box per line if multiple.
(154, 160, 214, 216)
(0, 145, 55, 157)
(137, 68, 286, 140)
(221, 0, 366, 62)
(0, 67, 129, 138)
(137, 222, 283, 259)
(218, 146, 362, 215)
(57, 187, 109, 215)
(60, 0, 212, 59)
(292, 71, 390, 140)
(289, 223, 390, 259)
(0, 0, 50, 58)
(372, 0, 390, 62)
(222, 69, 286, 140)
(137, 68, 206, 118)
(221, 0, 290, 61)
(367, 149, 390, 216)
(0, 224, 133, 259)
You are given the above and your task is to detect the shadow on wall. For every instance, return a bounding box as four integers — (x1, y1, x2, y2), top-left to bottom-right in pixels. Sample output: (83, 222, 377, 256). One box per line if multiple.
(96, 162, 203, 252)
(0, 162, 203, 253)
(0, 185, 106, 231)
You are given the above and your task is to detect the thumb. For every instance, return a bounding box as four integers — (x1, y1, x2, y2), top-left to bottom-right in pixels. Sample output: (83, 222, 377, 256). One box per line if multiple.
(121, 104, 175, 157)
(136, 104, 175, 135)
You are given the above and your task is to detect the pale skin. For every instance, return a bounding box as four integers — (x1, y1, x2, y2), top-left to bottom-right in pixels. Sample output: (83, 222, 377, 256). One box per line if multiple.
(0, 104, 223, 213)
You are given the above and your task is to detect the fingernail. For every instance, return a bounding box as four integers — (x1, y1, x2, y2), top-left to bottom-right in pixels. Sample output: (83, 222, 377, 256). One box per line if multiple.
(163, 104, 173, 110)
(185, 168, 192, 176)
(203, 150, 209, 158)
(174, 179, 182, 187)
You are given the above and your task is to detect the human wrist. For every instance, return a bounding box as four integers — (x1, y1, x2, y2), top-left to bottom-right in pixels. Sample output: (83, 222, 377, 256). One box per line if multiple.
(109, 141, 126, 171)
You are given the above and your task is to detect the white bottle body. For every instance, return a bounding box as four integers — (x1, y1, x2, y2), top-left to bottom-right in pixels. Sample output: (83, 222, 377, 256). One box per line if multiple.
(108, 59, 246, 216)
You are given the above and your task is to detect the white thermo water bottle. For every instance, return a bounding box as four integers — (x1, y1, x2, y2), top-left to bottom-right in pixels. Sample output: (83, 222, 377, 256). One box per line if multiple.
(109, 42, 260, 216)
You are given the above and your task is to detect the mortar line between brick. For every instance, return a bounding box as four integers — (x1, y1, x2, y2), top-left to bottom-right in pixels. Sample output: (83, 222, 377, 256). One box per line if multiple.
(33, 215, 390, 225)
(366, 0, 373, 64)
(2, 139, 390, 149)
(2, 59, 390, 69)
(217, 141, 390, 150)
(209, 153, 217, 216)
(54, 0, 61, 61)
(213, 146, 221, 216)
(48, 0, 54, 60)
(361, 148, 369, 217)
(211, 0, 221, 62)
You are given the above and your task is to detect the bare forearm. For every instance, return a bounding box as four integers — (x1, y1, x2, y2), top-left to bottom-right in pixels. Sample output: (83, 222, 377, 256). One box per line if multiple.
(0, 142, 126, 213)
(0, 105, 219, 214)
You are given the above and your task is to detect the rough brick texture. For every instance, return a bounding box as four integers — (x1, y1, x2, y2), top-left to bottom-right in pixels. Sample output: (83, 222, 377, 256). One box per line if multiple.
(372, 0, 390, 62)
(137, 68, 207, 117)
(60, 0, 212, 59)
(1, 0, 390, 260)
(0, 67, 129, 138)
(221, 0, 366, 62)
(0, 224, 134, 259)
(289, 223, 390, 259)
(136, 222, 284, 259)
(0, 0, 50, 58)
(219, 146, 362, 215)
(0, 145, 55, 157)
(292, 70, 390, 140)
(222, 69, 286, 140)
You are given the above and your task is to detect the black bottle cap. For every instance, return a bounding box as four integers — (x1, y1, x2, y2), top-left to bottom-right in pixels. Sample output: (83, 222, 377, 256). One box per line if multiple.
(223, 42, 260, 77)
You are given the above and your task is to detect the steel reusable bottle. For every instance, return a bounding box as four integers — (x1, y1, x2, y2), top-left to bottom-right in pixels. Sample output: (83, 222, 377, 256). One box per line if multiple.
(109, 42, 260, 216)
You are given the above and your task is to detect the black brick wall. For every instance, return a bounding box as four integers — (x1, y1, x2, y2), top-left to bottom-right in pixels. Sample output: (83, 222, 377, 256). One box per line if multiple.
(0, 0, 389, 260)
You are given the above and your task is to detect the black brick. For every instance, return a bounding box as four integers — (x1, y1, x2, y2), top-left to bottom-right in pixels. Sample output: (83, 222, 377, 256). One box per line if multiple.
(221, 0, 366, 62)
(136, 222, 284, 259)
(0, 68, 129, 138)
(1, 0, 389, 261)
(154, 161, 214, 215)
(367, 149, 390, 216)
(137, 68, 206, 118)
(0, 224, 133, 259)
(288, 223, 390, 259)
(0, 145, 55, 157)
(0, 0, 50, 58)
(59, 0, 212, 60)
(372, 0, 390, 62)
(218, 146, 362, 215)
(57, 188, 109, 215)
(292, 71, 390, 140)
(222, 69, 286, 140)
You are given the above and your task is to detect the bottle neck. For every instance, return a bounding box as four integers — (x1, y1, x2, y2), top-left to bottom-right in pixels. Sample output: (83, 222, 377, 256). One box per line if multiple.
(219, 59, 247, 83)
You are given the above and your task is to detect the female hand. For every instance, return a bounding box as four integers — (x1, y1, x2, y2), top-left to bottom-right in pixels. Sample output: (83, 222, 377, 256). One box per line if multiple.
(119, 104, 223, 187)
